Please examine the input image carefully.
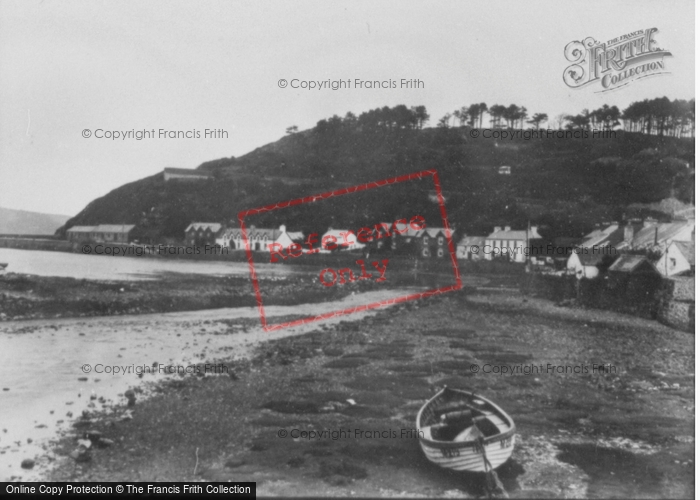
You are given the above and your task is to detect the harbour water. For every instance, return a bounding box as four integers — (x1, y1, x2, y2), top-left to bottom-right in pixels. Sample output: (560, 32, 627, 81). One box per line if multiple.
(0, 248, 294, 281)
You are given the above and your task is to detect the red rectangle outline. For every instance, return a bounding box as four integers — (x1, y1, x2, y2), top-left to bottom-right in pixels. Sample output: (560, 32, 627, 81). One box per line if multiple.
(237, 169, 462, 331)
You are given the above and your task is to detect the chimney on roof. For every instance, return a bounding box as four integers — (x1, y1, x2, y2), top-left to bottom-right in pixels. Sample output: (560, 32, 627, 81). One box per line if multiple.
(279, 224, 286, 233)
(654, 227, 658, 246)
(494, 226, 502, 232)
(624, 221, 635, 244)
(643, 217, 657, 228)
(504, 226, 511, 232)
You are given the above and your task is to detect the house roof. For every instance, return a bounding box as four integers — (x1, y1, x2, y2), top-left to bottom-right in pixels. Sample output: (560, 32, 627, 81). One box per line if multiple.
(249, 228, 284, 240)
(425, 228, 448, 238)
(382, 222, 447, 238)
(624, 221, 694, 249)
(607, 255, 658, 274)
(321, 229, 362, 245)
(580, 224, 623, 247)
(93, 224, 136, 233)
(486, 227, 541, 241)
(221, 226, 303, 241)
(574, 251, 606, 266)
(392, 220, 424, 238)
(185, 223, 222, 233)
(488, 229, 527, 241)
(674, 206, 695, 219)
(67, 225, 97, 233)
(400, 227, 450, 238)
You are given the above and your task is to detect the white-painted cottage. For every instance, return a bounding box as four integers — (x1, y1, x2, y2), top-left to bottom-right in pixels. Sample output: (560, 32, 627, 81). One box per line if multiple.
(483, 226, 541, 263)
(655, 241, 694, 277)
(566, 251, 605, 279)
(216, 225, 303, 251)
(318, 229, 365, 253)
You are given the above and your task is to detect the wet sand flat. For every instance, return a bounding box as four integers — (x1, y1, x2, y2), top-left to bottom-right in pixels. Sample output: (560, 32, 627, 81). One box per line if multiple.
(0, 288, 412, 480)
(32, 289, 694, 498)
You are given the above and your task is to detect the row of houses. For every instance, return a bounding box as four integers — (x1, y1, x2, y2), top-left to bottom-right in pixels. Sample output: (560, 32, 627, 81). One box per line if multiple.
(185, 222, 453, 258)
(452, 216, 695, 278)
(566, 217, 695, 279)
(64, 214, 694, 277)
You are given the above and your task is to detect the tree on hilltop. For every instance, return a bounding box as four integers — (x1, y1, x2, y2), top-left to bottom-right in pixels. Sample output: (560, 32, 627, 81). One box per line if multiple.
(527, 113, 548, 128)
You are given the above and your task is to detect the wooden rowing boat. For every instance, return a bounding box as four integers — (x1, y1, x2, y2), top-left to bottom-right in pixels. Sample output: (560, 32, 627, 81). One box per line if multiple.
(416, 387, 515, 472)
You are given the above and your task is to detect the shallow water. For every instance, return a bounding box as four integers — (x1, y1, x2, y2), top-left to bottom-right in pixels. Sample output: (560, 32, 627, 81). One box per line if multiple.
(0, 248, 295, 281)
(0, 289, 410, 480)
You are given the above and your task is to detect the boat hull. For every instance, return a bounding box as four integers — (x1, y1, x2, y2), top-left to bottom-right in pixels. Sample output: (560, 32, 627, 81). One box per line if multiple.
(418, 433, 515, 472)
(416, 387, 516, 472)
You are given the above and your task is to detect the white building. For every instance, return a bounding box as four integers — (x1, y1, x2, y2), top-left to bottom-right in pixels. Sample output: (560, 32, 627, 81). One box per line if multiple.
(498, 166, 511, 175)
(217, 224, 303, 251)
(163, 167, 213, 181)
(655, 241, 694, 277)
(566, 251, 605, 279)
(318, 229, 365, 252)
(483, 226, 541, 263)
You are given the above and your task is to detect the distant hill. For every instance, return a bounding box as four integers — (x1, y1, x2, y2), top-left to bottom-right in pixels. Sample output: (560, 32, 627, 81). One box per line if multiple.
(58, 109, 695, 242)
(0, 207, 71, 235)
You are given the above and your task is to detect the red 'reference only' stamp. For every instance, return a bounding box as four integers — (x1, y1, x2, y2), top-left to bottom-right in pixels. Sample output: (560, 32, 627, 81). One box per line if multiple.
(238, 169, 462, 331)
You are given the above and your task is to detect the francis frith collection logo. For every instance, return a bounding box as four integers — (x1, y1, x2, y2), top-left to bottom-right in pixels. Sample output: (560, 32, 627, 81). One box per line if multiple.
(563, 28, 672, 92)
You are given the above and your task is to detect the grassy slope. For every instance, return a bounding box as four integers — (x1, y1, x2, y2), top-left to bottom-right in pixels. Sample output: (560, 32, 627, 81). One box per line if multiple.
(58, 126, 695, 242)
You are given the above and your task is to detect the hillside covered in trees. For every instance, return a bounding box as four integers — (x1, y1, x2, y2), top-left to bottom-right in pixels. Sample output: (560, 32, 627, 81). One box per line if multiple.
(59, 97, 694, 242)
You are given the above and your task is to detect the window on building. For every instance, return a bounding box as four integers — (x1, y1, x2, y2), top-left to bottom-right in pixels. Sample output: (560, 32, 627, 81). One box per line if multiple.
(437, 248, 444, 257)
(423, 236, 428, 245)
(438, 237, 444, 246)
(422, 248, 430, 257)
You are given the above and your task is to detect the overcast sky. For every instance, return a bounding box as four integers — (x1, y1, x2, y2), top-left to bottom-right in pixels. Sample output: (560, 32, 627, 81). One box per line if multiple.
(0, 0, 694, 216)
